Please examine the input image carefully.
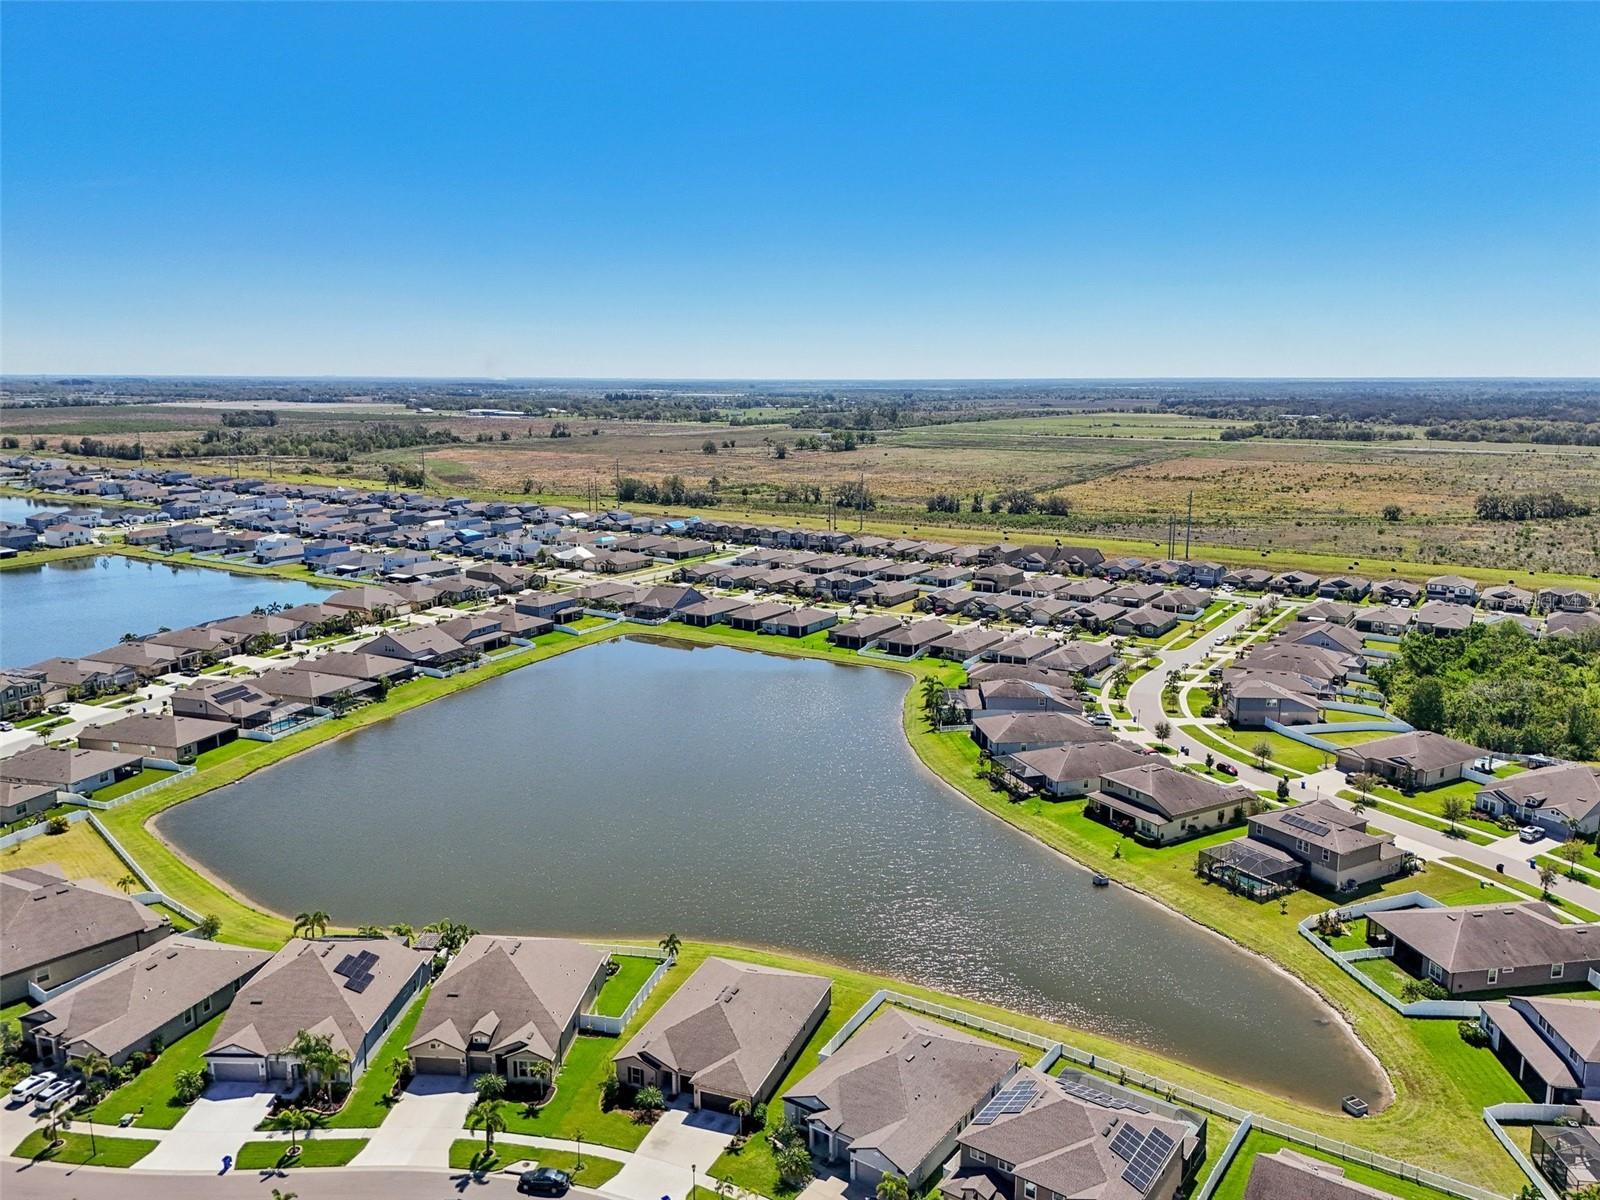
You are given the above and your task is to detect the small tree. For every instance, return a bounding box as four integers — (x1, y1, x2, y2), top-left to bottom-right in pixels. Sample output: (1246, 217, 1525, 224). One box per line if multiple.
(467, 1097, 506, 1153)
(1539, 862, 1559, 899)
(173, 1068, 207, 1105)
(1276, 776, 1290, 802)
(1153, 719, 1171, 743)
(775, 1141, 815, 1188)
(877, 1173, 911, 1200)
(1556, 834, 1589, 879)
(194, 914, 222, 940)
(1440, 795, 1470, 834)
(1251, 739, 1273, 770)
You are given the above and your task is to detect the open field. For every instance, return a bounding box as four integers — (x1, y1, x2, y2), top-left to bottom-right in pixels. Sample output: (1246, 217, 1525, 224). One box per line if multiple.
(0, 819, 130, 886)
(20, 393, 1600, 580)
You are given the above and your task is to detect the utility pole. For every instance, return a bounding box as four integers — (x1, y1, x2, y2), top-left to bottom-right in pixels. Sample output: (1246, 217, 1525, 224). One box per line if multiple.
(1184, 490, 1193, 559)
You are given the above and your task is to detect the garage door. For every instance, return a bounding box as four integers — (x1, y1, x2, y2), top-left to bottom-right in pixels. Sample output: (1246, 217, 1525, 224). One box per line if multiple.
(209, 1059, 263, 1082)
(412, 1056, 463, 1076)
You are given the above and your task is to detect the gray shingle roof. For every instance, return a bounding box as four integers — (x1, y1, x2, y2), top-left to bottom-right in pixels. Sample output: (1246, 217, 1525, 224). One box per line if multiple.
(1, 866, 170, 977)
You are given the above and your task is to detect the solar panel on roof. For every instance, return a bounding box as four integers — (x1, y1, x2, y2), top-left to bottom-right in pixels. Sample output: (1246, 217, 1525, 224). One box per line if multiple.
(1281, 811, 1331, 838)
(1120, 1128, 1176, 1194)
(972, 1078, 1040, 1125)
(333, 954, 359, 977)
(345, 971, 373, 994)
(1108, 1124, 1146, 1163)
(1057, 1078, 1150, 1115)
(355, 949, 379, 971)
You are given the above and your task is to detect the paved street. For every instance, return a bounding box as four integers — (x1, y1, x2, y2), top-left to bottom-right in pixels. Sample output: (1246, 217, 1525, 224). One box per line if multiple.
(1, 1160, 596, 1199)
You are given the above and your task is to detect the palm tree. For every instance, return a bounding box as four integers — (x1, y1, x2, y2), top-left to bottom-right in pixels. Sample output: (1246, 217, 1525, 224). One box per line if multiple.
(279, 1106, 313, 1151)
(658, 932, 682, 960)
(729, 1097, 752, 1133)
(467, 1097, 507, 1153)
(114, 873, 140, 894)
(390, 923, 416, 945)
(80, 1052, 113, 1102)
(919, 676, 945, 725)
(293, 910, 331, 939)
(876, 1173, 911, 1200)
(523, 1058, 553, 1098)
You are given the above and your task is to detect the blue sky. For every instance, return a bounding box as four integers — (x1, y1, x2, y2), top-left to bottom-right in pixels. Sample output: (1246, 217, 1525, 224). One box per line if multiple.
(3, 2, 1597, 378)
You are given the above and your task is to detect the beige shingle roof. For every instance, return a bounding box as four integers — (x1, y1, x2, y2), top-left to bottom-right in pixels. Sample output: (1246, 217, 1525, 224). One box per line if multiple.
(1, 866, 169, 977)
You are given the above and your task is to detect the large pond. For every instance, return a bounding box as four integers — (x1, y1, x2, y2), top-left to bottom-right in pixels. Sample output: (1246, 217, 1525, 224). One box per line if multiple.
(0, 555, 333, 665)
(160, 636, 1384, 1106)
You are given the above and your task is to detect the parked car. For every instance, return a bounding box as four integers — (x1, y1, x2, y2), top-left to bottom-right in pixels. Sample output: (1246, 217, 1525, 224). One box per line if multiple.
(518, 1167, 573, 1196)
(31, 1077, 79, 1112)
(8, 1072, 56, 1104)
(0, 721, 13, 731)
(1216, 761, 1239, 777)
(1519, 826, 1545, 843)
(1087, 712, 1113, 727)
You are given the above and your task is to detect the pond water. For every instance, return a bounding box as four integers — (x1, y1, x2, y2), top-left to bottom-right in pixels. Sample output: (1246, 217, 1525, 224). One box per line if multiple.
(160, 636, 1384, 1106)
(0, 494, 142, 525)
(0, 555, 333, 665)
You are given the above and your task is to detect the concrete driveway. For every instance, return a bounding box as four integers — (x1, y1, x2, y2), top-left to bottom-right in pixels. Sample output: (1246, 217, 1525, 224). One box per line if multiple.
(606, 1107, 737, 1200)
(134, 1083, 275, 1172)
(352, 1074, 477, 1168)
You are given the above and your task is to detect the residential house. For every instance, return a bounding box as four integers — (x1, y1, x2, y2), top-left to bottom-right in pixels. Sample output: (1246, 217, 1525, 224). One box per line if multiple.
(1220, 568, 1274, 592)
(1538, 587, 1595, 615)
(0, 780, 58, 825)
(1366, 902, 1600, 995)
(1003, 741, 1150, 798)
(940, 1065, 1203, 1200)
(171, 679, 312, 732)
(307, 652, 416, 684)
(1317, 575, 1372, 601)
(614, 958, 831, 1112)
(1088, 764, 1253, 845)
(323, 585, 411, 619)
(1413, 600, 1473, 635)
(972, 712, 1114, 756)
(1475, 764, 1600, 839)
(1373, 579, 1424, 606)
(1480, 996, 1600, 1104)
(675, 597, 752, 628)
(205, 937, 431, 1084)
(828, 615, 903, 650)
(252, 668, 380, 710)
(86, 640, 198, 680)
(1334, 731, 1487, 790)
(1426, 575, 1480, 605)
(878, 620, 954, 658)
(0, 670, 46, 719)
(986, 635, 1058, 665)
(1246, 799, 1409, 891)
(1104, 583, 1163, 609)
(762, 607, 838, 637)
(0, 746, 144, 797)
(728, 601, 795, 632)
(23, 658, 138, 702)
(1110, 606, 1179, 638)
(1034, 642, 1118, 678)
(627, 585, 706, 622)
(782, 1008, 1018, 1189)
(24, 939, 271, 1067)
(1223, 679, 1323, 728)
(1269, 571, 1320, 596)
(1152, 587, 1212, 616)
(1481, 585, 1535, 614)
(1547, 611, 1600, 639)
(79, 713, 236, 762)
(1296, 600, 1358, 625)
(932, 626, 1007, 661)
(1, 866, 173, 1004)
(1352, 607, 1414, 637)
(408, 936, 608, 1080)
(358, 626, 475, 668)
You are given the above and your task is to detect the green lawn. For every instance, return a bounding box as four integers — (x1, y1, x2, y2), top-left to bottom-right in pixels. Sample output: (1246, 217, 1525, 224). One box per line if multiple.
(1210, 727, 1332, 774)
(234, 1137, 368, 1169)
(305, 986, 431, 1129)
(1353, 956, 1418, 998)
(92, 767, 181, 802)
(486, 1031, 651, 1150)
(1206, 1130, 1469, 1200)
(89, 1012, 224, 1128)
(1442, 856, 1600, 921)
(1315, 729, 1395, 747)
(448, 1140, 623, 1185)
(1320, 708, 1392, 725)
(593, 955, 659, 1018)
(9, 1129, 159, 1167)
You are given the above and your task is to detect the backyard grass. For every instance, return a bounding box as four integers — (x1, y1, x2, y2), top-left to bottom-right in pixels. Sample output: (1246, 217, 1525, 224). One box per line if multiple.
(0, 819, 128, 887)
(485, 1031, 651, 1150)
(1205, 1129, 1469, 1200)
(1320, 708, 1393, 725)
(322, 985, 431, 1128)
(1315, 729, 1397, 748)
(1209, 727, 1333, 774)
(91, 766, 180, 802)
(234, 1137, 368, 1169)
(10, 1129, 159, 1167)
(592, 955, 659, 1018)
(89, 1013, 225, 1128)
